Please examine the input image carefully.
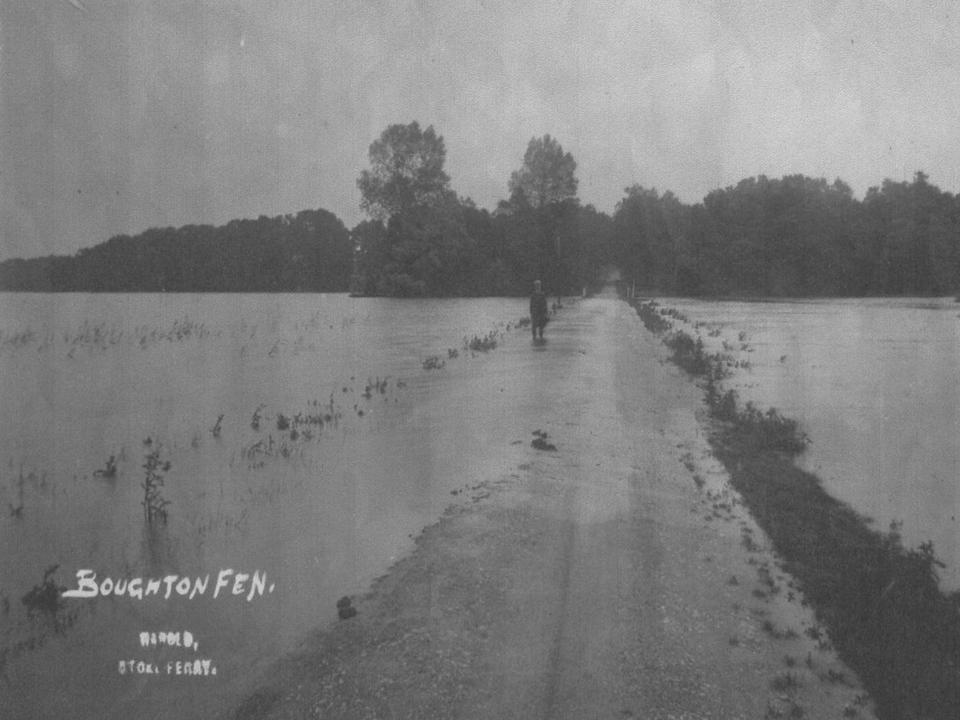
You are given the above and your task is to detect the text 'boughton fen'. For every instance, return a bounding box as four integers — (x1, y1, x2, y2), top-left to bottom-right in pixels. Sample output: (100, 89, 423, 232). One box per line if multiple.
(62, 569, 276, 602)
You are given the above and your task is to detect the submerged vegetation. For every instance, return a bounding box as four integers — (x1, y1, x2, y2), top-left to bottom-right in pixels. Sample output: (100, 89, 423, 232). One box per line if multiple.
(465, 328, 500, 353)
(531, 430, 557, 452)
(21, 565, 69, 623)
(631, 296, 960, 720)
(0, 565, 79, 684)
(0, 315, 217, 359)
(0, 292, 546, 710)
(141, 447, 170, 526)
(422, 355, 445, 370)
(93, 455, 118, 479)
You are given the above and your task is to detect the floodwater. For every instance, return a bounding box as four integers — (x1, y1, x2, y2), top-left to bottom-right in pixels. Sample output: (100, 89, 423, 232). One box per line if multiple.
(666, 297, 960, 590)
(4, 292, 958, 717)
(0, 293, 529, 719)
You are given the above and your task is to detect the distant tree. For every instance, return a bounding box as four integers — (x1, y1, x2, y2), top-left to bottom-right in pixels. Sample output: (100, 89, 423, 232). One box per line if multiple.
(614, 186, 687, 292)
(0, 210, 352, 292)
(567, 204, 615, 292)
(357, 122, 452, 221)
(862, 171, 958, 295)
(350, 219, 388, 296)
(508, 135, 578, 208)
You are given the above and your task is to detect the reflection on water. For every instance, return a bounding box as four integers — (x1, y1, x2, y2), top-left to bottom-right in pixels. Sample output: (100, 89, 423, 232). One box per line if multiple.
(669, 297, 960, 589)
(0, 293, 527, 719)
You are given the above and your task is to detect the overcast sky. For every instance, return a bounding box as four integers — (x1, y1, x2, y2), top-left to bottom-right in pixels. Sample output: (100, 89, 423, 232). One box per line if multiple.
(2, 0, 960, 260)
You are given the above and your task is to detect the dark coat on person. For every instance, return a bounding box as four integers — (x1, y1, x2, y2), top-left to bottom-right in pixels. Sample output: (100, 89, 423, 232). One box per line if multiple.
(530, 290, 548, 327)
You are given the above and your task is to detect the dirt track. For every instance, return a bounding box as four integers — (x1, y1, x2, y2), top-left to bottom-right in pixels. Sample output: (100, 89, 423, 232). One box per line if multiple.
(228, 293, 875, 720)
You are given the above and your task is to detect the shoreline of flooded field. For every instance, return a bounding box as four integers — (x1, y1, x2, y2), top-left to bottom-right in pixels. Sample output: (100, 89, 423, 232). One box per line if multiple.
(659, 296, 960, 590)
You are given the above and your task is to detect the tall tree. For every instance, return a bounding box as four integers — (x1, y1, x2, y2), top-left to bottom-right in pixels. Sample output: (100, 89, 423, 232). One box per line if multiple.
(354, 122, 488, 296)
(508, 134, 578, 208)
(505, 135, 580, 292)
(357, 122, 451, 221)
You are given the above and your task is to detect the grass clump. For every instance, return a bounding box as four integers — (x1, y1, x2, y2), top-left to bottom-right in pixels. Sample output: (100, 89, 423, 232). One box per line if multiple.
(633, 300, 672, 334)
(770, 671, 803, 692)
(465, 329, 499, 353)
(664, 330, 712, 376)
(422, 355, 445, 370)
(707, 383, 808, 454)
(705, 378, 739, 422)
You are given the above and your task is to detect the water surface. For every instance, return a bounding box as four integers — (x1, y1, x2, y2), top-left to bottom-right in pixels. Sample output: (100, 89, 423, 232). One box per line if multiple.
(0, 292, 528, 719)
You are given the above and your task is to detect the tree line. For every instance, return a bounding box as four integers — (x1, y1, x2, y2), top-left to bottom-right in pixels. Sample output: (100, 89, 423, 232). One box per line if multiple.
(0, 209, 352, 292)
(614, 171, 960, 297)
(352, 123, 959, 298)
(1, 119, 957, 297)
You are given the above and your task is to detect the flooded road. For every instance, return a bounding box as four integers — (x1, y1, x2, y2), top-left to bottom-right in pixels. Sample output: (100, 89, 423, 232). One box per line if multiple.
(227, 291, 870, 720)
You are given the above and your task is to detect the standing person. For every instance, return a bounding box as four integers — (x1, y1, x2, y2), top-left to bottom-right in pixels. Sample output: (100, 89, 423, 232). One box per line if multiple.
(529, 279, 548, 341)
